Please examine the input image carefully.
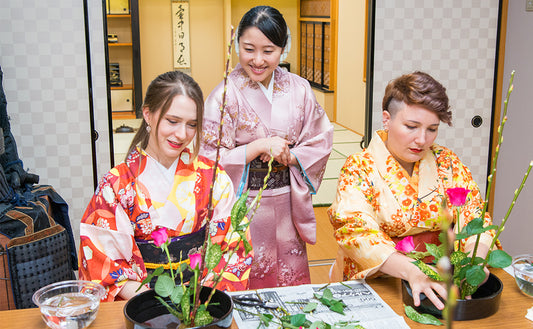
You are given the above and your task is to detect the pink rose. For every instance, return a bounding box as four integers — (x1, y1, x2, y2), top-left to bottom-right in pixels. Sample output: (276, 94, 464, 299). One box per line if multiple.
(395, 236, 415, 253)
(151, 227, 168, 247)
(189, 253, 202, 269)
(446, 187, 471, 206)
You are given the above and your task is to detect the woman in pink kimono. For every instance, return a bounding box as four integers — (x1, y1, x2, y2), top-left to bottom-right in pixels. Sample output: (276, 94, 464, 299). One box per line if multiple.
(328, 72, 496, 309)
(79, 71, 252, 301)
(201, 6, 333, 289)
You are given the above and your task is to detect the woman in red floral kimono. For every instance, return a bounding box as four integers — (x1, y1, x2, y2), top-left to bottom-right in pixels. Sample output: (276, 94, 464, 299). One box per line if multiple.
(201, 6, 333, 289)
(328, 72, 496, 310)
(79, 71, 251, 301)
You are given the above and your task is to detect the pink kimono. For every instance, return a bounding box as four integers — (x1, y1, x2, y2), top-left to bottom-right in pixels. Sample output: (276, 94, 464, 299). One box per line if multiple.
(201, 64, 333, 288)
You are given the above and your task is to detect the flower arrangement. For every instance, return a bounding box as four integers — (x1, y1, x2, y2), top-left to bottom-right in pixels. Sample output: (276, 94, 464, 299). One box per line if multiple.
(396, 71, 532, 310)
(133, 28, 273, 328)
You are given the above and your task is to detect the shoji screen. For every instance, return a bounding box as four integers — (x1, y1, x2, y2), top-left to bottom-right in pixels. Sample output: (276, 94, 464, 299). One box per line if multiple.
(365, 0, 502, 193)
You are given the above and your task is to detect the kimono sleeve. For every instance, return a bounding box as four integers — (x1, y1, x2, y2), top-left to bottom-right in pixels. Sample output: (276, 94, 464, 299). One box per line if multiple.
(201, 81, 247, 193)
(328, 155, 397, 279)
(205, 169, 252, 291)
(289, 77, 333, 193)
(78, 173, 146, 301)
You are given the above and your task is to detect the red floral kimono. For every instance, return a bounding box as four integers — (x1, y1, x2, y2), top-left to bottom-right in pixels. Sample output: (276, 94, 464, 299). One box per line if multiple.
(79, 148, 252, 301)
(328, 130, 496, 281)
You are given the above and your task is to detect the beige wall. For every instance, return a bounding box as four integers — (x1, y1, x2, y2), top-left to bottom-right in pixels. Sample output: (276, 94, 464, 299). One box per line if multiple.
(139, 0, 225, 100)
(138, 0, 366, 131)
(335, 0, 366, 135)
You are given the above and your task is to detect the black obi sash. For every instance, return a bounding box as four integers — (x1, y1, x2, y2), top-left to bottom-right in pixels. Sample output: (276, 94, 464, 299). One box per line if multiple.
(136, 226, 206, 287)
(248, 157, 290, 190)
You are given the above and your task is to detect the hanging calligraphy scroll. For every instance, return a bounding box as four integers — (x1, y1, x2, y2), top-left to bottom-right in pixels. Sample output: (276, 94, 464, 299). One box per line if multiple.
(172, 1, 191, 69)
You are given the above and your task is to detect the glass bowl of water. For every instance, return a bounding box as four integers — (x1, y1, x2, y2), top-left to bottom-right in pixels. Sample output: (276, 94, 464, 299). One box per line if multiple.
(512, 254, 533, 297)
(32, 280, 105, 329)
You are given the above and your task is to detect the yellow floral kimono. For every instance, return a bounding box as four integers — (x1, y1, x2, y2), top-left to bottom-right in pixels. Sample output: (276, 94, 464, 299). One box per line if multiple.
(328, 130, 495, 281)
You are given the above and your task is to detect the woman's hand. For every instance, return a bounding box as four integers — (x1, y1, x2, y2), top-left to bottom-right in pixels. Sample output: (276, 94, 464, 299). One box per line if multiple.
(117, 280, 150, 300)
(380, 252, 447, 310)
(262, 136, 292, 166)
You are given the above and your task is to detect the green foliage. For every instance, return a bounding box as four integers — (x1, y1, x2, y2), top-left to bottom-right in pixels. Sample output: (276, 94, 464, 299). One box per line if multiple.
(487, 249, 512, 268)
(314, 288, 347, 315)
(412, 260, 443, 281)
(302, 302, 318, 313)
(404, 305, 443, 326)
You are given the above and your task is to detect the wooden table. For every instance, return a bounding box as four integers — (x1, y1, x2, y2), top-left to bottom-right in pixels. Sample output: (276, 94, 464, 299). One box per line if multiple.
(2, 268, 532, 328)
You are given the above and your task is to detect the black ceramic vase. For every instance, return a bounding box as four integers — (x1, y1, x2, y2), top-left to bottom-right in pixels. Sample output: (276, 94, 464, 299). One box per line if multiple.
(401, 273, 503, 321)
(124, 286, 234, 329)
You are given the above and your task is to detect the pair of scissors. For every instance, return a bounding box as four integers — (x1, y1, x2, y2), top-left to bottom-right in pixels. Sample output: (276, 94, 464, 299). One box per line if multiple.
(232, 296, 279, 310)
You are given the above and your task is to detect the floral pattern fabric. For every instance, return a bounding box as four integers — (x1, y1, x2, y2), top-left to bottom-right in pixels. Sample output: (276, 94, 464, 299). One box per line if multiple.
(200, 64, 333, 288)
(328, 130, 495, 281)
(79, 148, 252, 301)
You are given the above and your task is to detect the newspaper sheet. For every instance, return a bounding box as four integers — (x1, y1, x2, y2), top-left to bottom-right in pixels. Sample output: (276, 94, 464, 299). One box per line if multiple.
(229, 280, 410, 328)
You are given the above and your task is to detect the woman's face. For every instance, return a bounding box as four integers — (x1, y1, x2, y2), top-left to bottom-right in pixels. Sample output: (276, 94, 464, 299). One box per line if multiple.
(238, 26, 283, 87)
(143, 95, 197, 168)
(383, 103, 440, 174)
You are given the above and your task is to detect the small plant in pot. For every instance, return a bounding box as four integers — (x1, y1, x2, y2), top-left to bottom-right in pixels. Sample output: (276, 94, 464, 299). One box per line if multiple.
(124, 29, 273, 329)
(396, 71, 533, 323)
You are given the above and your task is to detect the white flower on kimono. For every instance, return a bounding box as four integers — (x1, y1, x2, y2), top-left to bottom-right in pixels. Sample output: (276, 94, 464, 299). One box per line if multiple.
(97, 217, 110, 229)
(83, 246, 93, 260)
(209, 218, 226, 236)
(102, 185, 116, 205)
(118, 186, 137, 211)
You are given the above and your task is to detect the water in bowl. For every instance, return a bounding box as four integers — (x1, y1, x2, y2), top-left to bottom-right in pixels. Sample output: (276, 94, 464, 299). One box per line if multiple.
(514, 262, 533, 297)
(40, 292, 100, 329)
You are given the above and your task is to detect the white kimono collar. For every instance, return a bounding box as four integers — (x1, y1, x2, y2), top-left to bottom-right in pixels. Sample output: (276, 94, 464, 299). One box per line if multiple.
(368, 130, 440, 198)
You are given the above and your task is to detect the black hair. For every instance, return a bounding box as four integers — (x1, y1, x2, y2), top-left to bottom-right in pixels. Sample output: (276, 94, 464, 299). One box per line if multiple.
(237, 6, 288, 49)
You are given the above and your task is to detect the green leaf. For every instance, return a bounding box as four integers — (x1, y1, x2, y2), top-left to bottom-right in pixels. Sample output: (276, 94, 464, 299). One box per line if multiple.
(487, 249, 512, 268)
(231, 190, 249, 228)
(465, 265, 486, 286)
(181, 288, 191, 323)
(310, 320, 328, 329)
(154, 296, 182, 319)
(154, 273, 175, 297)
(194, 308, 213, 326)
(238, 230, 252, 254)
(413, 260, 443, 281)
(205, 243, 223, 270)
(303, 302, 318, 313)
(329, 300, 346, 315)
(456, 218, 497, 239)
(460, 281, 478, 298)
(404, 305, 443, 325)
(425, 243, 442, 260)
(259, 313, 273, 326)
(169, 285, 184, 304)
(322, 288, 334, 300)
(290, 313, 307, 326)
(450, 250, 467, 265)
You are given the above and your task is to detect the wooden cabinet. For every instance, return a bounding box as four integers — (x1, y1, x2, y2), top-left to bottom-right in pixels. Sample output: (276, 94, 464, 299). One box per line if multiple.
(105, 0, 142, 119)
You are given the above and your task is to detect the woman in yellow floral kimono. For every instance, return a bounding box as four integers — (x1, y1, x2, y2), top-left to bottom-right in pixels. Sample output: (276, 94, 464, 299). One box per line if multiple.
(328, 72, 495, 310)
(79, 71, 251, 302)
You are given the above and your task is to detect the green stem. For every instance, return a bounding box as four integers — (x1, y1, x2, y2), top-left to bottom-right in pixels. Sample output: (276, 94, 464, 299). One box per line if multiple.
(469, 70, 514, 266)
(484, 162, 533, 265)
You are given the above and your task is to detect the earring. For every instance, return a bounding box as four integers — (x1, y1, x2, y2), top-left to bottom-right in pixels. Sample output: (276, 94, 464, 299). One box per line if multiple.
(146, 125, 151, 133)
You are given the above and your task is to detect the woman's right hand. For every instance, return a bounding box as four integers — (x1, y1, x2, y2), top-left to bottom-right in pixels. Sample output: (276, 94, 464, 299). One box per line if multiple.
(380, 252, 447, 310)
(262, 136, 292, 165)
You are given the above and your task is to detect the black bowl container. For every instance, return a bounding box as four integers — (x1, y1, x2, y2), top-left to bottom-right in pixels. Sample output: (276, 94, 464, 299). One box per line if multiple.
(124, 286, 233, 329)
(401, 273, 503, 321)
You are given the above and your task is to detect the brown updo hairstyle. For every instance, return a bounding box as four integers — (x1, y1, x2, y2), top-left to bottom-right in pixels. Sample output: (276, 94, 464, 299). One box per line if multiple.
(126, 70, 204, 160)
(382, 71, 452, 126)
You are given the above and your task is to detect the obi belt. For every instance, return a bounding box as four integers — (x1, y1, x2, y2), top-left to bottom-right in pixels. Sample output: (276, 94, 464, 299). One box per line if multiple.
(137, 226, 206, 287)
